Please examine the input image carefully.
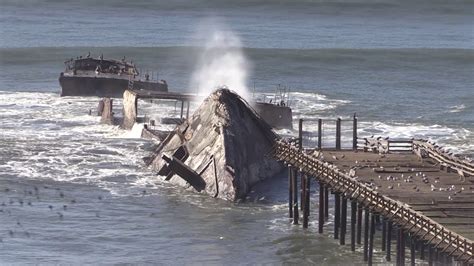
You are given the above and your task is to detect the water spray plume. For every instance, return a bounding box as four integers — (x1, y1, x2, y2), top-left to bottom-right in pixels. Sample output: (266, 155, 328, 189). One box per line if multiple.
(190, 19, 251, 100)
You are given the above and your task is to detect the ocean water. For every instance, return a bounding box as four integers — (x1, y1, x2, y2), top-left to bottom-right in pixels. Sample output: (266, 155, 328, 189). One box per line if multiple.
(1, 0, 473, 264)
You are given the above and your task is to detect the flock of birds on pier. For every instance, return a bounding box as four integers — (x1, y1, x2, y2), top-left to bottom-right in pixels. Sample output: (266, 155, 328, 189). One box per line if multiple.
(310, 140, 473, 204)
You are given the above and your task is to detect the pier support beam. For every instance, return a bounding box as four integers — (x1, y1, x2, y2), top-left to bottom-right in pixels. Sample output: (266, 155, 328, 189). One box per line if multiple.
(336, 118, 341, 150)
(300, 172, 305, 211)
(353, 114, 357, 150)
(318, 182, 324, 234)
(334, 192, 341, 239)
(368, 213, 375, 266)
(302, 175, 310, 229)
(292, 169, 299, 225)
(397, 228, 405, 266)
(357, 205, 363, 244)
(318, 119, 322, 150)
(364, 208, 370, 261)
(351, 200, 357, 251)
(387, 221, 392, 261)
(288, 167, 293, 218)
(324, 187, 329, 221)
(410, 237, 416, 266)
(340, 197, 347, 245)
(382, 218, 387, 251)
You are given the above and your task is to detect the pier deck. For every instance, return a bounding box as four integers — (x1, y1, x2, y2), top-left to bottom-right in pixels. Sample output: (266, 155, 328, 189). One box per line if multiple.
(320, 150, 474, 241)
(274, 131, 474, 265)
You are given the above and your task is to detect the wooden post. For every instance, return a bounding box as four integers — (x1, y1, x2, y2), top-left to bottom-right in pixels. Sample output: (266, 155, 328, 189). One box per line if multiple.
(398, 228, 405, 266)
(420, 242, 425, 260)
(340, 197, 347, 245)
(428, 246, 433, 266)
(357, 206, 363, 244)
(387, 221, 392, 261)
(324, 187, 329, 221)
(300, 172, 305, 211)
(334, 192, 340, 239)
(410, 238, 416, 266)
(397, 226, 401, 265)
(289, 167, 293, 218)
(382, 218, 387, 251)
(353, 113, 357, 150)
(336, 118, 341, 150)
(303, 175, 310, 229)
(350, 200, 357, 251)
(186, 101, 190, 119)
(318, 182, 324, 234)
(292, 169, 299, 225)
(180, 100, 184, 119)
(298, 118, 303, 151)
(368, 213, 375, 266)
(318, 119, 322, 150)
(363, 208, 369, 261)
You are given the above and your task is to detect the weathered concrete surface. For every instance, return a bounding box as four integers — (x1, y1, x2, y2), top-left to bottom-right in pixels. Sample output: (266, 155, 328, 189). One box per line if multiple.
(122, 90, 137, 129)
(147, 89, 284, 200)
(100, 98, 114, 125)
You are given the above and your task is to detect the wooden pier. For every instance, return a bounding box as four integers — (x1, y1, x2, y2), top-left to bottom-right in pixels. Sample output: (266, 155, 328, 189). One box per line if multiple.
(275, 117, 474, 265)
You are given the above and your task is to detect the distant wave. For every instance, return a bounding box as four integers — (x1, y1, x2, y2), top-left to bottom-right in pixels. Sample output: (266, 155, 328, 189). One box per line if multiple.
(2, 46, 473, 67)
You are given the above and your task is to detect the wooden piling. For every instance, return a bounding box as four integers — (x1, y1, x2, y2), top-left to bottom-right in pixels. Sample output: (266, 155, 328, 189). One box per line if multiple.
(428, 246, 433, 266)
(186, 101, 190, 119)
(292, 169, 299, 225)
(420, 242, 425, 260)
(387, 221, 392, 261)
(398, 228, 405, 266)
(363, 208, 369, 261)
(382, 218, 387, 251)
(336, 118, 341, 150)
(340, 197, 347, 245)
(368, 213, 375, 266)
(303, 175, 310, 229)
(350, 200, 357, 252)
(353, 114, 357, 150)
(324, 186, 329, 221)
(300, 172, 305, 211)
(289, 167, 293, 218)
(298, 119, 304, 212)
(180, 100, 184, 119)
(357, 206, 363, 244)
(334, 192, 340, 239)
(318, 182, 324, 233)
(318, 119, 322, 150)
(410, 238, 416, 266)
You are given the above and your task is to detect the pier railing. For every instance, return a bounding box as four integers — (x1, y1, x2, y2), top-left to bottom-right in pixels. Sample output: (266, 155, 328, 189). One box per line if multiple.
(274, 140, 473, 262)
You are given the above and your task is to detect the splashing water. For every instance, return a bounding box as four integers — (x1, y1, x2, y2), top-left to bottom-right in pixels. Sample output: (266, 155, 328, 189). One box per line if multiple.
(190, 19, 251, 100)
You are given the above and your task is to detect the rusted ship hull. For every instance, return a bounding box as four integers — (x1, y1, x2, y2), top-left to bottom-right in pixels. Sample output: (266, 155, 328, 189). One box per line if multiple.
(59, 74, 168, 97)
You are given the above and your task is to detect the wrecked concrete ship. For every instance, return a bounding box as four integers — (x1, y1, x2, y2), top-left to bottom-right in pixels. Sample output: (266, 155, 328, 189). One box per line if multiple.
(145, 89, 285, 201)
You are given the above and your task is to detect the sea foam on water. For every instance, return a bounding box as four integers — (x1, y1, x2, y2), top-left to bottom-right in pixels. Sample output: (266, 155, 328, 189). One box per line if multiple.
(190, 19, 251, 100)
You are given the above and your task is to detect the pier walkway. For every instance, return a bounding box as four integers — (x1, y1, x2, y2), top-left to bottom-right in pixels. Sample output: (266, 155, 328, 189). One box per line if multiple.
(273, 118, 474, 265)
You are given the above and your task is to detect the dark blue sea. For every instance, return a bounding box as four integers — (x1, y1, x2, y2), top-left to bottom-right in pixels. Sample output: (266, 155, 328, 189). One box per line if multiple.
(0, 0, 473, 264)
